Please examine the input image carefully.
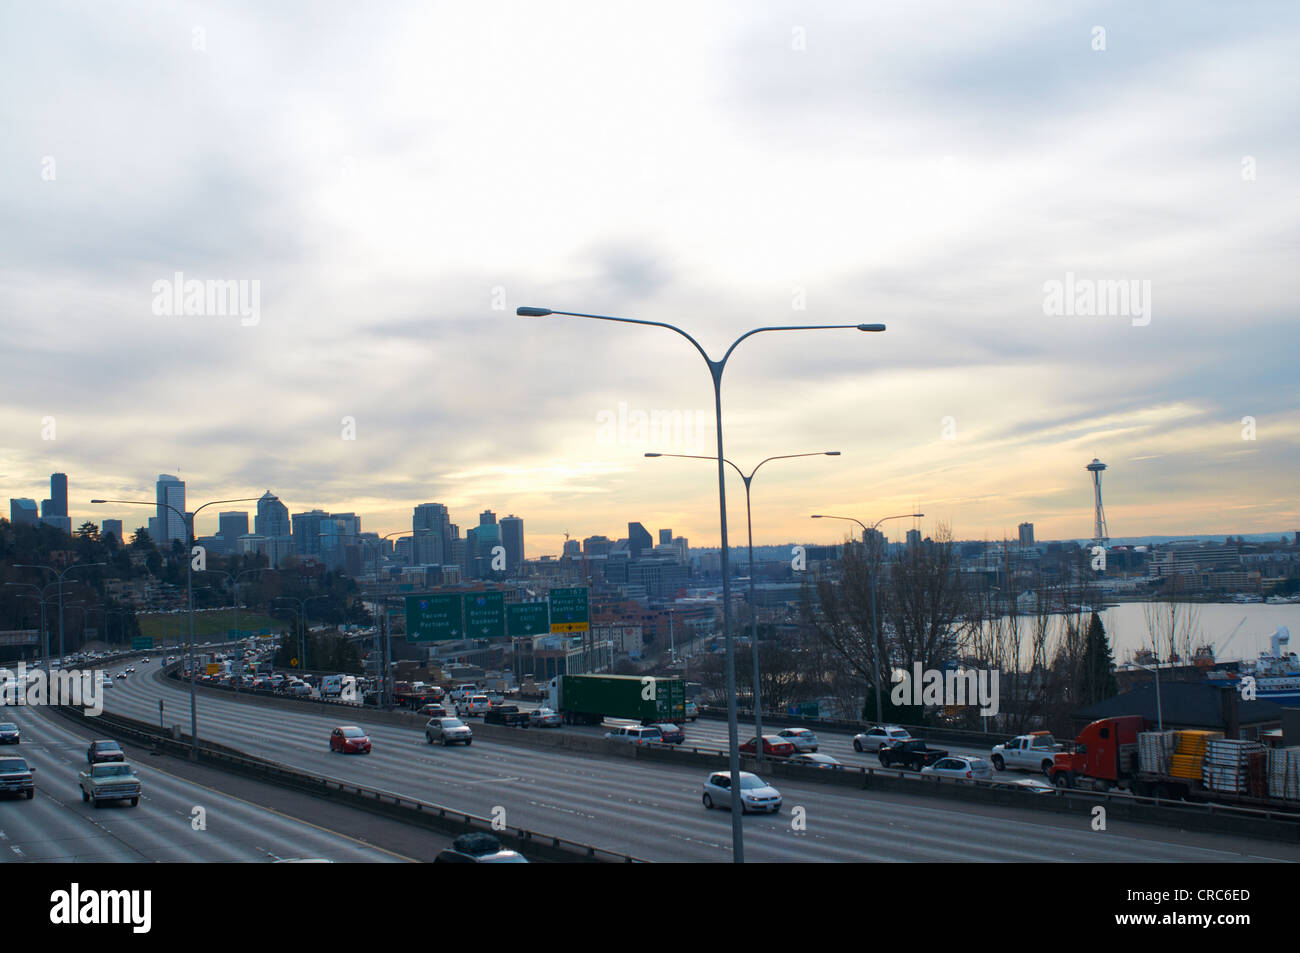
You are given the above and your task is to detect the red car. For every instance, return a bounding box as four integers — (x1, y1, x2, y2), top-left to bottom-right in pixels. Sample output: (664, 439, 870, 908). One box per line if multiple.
(739, 735, 796, 758)
(329, 725, 372, 754)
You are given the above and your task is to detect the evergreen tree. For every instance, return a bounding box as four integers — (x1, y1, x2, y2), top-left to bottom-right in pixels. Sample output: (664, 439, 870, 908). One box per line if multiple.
(1082, 611, 1118, 705)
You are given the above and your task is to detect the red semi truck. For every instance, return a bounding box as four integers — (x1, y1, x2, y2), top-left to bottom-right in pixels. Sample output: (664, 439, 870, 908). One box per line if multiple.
(1049, 715, 1300, 810)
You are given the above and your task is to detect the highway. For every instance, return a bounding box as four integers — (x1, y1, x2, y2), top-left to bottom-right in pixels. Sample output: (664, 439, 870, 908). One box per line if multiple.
(0, 702, 404, 863)
(93, 665, 1300, 862)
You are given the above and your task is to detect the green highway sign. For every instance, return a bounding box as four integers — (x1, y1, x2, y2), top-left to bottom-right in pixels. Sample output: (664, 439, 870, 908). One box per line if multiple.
(131, 636, 154, 650)
(406, 593, 463, 642)
(506, 602, 550, 637)
(548, 587, 589, 633)
(464, 591, 506, 638)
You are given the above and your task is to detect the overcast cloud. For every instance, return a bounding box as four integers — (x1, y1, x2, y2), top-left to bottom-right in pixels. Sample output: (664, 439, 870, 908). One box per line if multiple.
(2, 1, 1297, 553)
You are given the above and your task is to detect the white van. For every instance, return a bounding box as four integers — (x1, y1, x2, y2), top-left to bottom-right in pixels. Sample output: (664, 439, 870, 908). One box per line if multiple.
(320, 675, 344, 698)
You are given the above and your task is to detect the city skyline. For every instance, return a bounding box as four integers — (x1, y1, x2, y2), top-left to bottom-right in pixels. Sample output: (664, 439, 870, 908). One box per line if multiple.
(6, 465, 1296, 560)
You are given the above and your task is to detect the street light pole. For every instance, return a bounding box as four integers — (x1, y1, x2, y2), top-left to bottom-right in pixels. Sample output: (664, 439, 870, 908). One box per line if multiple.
(519, 305, 883, 862)
(15, 563, 105, 664)
(93, 494, 258, 760)
(811, 512, 923, 723)
(647, 450, 841, 763)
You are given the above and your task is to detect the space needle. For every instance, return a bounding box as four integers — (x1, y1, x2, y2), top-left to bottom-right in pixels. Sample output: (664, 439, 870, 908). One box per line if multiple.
(1087, 458, 1109, 546)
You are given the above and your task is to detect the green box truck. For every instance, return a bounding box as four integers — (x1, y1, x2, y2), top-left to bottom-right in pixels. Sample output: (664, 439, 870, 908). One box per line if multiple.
(548, 674, 686, 726)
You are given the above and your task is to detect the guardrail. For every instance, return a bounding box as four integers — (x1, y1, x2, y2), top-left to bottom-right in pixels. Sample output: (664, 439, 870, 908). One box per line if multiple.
(53, 703, 646, 863)
(698, 705, 1012, 747)
(153, 665, 1300, 839)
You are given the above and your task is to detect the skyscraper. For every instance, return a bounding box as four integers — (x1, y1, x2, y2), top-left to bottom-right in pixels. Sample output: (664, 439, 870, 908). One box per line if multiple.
(413, 503, 453, 565)
(292, 509, 329, 556)
(101, 519, 123, 541)
(628, 522, 652, 558)
(218, 511, 250, 545)
(659, 528, 672, 545)
(9, 499, 38, 525)
(906, 529, 922, 548)
(155, 474, 186, 543)
(255, 492, 291, 538)
(50, 473, 67, 517)
(500, 515, 524, 572)
(1019, 522, 1035, 546)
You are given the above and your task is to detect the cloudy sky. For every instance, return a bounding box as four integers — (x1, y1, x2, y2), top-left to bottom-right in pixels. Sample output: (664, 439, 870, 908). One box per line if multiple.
(2, 1, 1298, 556)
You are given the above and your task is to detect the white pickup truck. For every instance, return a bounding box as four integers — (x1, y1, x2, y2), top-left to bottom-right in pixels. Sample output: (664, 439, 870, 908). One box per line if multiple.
(990, 732, 1063, 775)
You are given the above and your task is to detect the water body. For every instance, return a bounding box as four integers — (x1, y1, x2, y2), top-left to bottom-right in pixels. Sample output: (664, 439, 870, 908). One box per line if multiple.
(1098, 601, 1300, 664)
(980, 602, 1300, 668)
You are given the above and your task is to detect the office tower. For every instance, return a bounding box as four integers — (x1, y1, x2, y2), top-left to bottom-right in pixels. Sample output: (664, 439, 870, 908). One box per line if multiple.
(50, 473, 68, 517)
(479, 510, 497, 526)
(10, 499, 38, 525)
(218, 511, 249, 546)
(500, 515, 524, 572)
(583, 535, 613, 556)
(628, 522, 652, 558)
(563, 539, 581, 557)
(659, 528, 672, 545)
(291, 509, 329, 556)
(148, 516, 162, 541)
(1019, 522, 1035, 546)
(413, 503, 453, 565)
(255, 491, 291, 538)
(101, 519, 124, 541)
(906, 529, 922, 548)
(155, 474, 187, 543)
(41, 499, 54, 517)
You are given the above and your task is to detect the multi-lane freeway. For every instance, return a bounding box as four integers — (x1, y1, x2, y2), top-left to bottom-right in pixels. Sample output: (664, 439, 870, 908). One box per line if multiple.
(84, 665, 1300, 862)
(0, 702, 405, 863)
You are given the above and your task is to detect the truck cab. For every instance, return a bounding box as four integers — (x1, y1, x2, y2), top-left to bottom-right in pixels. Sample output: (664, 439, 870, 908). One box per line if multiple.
(1049, 715, 1145, 790)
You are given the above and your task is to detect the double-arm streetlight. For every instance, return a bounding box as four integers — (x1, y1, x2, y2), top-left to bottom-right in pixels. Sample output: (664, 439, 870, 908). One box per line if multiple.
(647, 450, 841, 761)
(519, 304, 883, 863)
(201, 567, 272, 692)
(326, 529, 410, 706)
(14, 562, 105, 664)
(92, 493, 259, 760)
(811, 512, 923, 723)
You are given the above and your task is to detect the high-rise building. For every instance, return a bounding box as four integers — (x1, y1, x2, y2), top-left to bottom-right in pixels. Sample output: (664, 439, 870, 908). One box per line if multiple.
(155, 474, 187, 543)
(479, 510, 497, 526)
(906, 529, 922, 548)
(9, 499, 38, 525)
(500, 515, 524, 572)
(628, 522, 652, 558)
(1018, 522, 1035, 546)
(292, 509, 330, 556)
(41, 499, 54, 517)
(218, 511, 249, 546)
(583, 535, 613, 556)
(659, 528, 672, 545)
(50, 473, 68, 517)
(413, 503, 453, 566)
(563, 539, 581, 557)
(101, 519, 123, 541)
(255, 492, 291, 538)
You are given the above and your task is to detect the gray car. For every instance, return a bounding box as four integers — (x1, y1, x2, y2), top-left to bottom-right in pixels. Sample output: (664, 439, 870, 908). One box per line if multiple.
(0, 756, 34, 799)
(426, 717, 473, 746)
